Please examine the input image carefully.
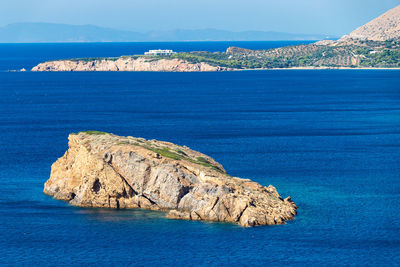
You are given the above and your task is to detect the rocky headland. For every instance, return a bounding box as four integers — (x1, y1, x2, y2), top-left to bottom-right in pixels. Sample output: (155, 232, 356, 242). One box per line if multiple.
(32, 57, 226, 72)
(31, 5, 400, 71)
(44, 132, 297, 227)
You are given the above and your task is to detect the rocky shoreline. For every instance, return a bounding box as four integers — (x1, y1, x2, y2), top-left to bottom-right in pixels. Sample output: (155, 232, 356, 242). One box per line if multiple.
(44, 132, 297, 227)
(32, 57, 227, 72)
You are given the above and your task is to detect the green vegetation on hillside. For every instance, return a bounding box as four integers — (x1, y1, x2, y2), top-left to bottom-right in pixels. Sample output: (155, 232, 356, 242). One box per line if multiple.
(359, 50, 400, 67)
(166, 42, 400, 68)
(64, 40, 400, 69)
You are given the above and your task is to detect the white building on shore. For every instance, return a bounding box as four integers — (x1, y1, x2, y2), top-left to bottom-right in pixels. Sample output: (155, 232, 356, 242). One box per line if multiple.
(144, 49, 176, 56)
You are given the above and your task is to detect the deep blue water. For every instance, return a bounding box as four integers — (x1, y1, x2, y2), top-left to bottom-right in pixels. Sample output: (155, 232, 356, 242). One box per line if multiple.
(0, 42, 399, 266)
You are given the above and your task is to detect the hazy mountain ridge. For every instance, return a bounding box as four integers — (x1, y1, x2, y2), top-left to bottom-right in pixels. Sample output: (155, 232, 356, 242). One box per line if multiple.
(0, 23, 145, 42)
(0, 22, 333, 42)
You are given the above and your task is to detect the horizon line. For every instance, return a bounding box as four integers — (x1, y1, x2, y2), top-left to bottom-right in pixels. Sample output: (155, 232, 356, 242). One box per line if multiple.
(0, 22, 340, 37)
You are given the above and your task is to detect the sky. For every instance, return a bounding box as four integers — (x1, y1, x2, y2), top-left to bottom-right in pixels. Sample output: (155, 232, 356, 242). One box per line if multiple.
(1, 0, 399, 36)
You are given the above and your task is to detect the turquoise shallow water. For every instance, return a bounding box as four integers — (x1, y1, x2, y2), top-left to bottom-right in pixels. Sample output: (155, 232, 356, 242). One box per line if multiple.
(0, 42, 399, 266)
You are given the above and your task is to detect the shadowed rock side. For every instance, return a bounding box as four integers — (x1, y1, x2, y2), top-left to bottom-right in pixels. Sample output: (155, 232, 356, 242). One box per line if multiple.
(32, 57, 226, 72)
(44, 132, 297, 227)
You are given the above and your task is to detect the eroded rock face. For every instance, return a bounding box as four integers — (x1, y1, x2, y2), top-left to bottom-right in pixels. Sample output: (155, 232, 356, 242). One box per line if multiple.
(44, 132, 297, 226)
(32, 57, 226, 72)
(339, 5, 400, 42)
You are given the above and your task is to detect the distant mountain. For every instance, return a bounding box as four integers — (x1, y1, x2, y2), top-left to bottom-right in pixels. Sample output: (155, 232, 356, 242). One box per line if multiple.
(339, 5, 400, 41)
(0, 23, 333, 43)
(145, 29, 332, 42)
(0, 23, 145, 43)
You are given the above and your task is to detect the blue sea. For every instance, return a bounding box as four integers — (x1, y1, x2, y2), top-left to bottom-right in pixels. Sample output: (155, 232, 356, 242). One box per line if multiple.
(0, 42, 399, 266)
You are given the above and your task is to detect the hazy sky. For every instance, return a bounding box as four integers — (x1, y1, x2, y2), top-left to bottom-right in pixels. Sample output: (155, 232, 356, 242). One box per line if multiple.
(1, 0, 399, 35)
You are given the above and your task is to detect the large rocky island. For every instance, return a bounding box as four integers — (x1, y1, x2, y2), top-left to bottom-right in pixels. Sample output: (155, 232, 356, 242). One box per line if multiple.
(31, 5, 400, 72)
(44, 132, 297, 227)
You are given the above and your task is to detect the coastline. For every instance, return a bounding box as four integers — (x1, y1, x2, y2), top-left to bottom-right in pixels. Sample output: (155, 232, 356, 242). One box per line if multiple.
(21, 66, 400, 72)
(239, 66, 400, 71)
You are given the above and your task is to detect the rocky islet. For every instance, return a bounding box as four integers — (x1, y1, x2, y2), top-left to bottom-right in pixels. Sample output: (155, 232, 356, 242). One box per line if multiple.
(44, 132, 297, 227)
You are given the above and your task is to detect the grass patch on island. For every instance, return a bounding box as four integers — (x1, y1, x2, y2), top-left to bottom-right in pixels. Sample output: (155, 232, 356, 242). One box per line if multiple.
(117, 141, 227, 174)
(77, 131, 109, 135)
(143, 146, 184, 161)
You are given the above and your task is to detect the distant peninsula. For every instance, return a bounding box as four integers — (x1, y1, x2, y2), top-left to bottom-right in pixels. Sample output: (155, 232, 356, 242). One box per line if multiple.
(31, 5, 400, 71)
(44, 132, 297, 227)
